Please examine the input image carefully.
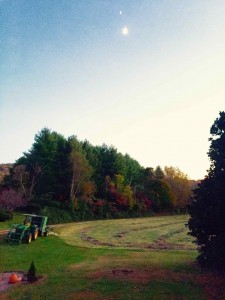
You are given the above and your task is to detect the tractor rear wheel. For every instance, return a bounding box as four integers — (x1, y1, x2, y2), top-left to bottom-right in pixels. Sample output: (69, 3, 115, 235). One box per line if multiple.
(32, 229, 38, 240)
(27, 233, 32, 244)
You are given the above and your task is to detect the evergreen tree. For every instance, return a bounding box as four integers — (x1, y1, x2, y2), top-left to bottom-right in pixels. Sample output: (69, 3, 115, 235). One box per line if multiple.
(17, 128, 71, 201)
(188, 111, 225, 270)
(154, 166, 165, 180)
(27, 260, 37, 282)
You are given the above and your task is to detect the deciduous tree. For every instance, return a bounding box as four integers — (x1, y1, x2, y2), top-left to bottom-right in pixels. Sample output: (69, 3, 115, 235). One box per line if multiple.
(0, 188, 27, 212)
(69, 148, 94, 210)
(12, 164, 41, 201)
(164, 166, 193, 210)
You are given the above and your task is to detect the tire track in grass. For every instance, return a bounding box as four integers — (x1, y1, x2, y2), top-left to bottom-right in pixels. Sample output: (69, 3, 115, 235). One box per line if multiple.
(151, 227, 196, 250)
(78, 225, 195, 250)
(57, 216, 194, 250)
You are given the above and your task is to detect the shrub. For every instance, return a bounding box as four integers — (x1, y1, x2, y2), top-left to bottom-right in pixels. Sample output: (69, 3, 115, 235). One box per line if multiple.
(0, 209, 11, 222)
(40, 206, 73, 224)
(19, 202, 41, 214)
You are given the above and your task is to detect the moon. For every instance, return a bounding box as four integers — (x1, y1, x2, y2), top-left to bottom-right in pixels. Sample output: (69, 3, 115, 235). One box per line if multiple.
(122, 26, 129, 35)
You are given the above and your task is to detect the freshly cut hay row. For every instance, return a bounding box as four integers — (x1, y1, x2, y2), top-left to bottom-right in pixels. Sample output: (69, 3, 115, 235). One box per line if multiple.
(55, 215, 195, 250)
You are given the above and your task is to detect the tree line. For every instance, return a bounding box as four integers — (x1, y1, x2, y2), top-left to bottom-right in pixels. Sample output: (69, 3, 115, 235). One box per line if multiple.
(2, 110, 225, 272)
(0, 128, 195, 223)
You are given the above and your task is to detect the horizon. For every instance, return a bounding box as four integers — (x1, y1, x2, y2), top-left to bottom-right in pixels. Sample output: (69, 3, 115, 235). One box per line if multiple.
(1, 1, 225, 180)
(0, 126, 206, 181)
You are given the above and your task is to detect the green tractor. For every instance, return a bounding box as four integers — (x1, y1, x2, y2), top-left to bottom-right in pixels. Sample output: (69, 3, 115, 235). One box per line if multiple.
(7, 214, 49, 245)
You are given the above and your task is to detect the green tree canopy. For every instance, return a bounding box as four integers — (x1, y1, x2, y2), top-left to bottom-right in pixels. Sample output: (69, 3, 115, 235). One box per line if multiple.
(144, 178, 175, 211)
(16, 128, 71, 201)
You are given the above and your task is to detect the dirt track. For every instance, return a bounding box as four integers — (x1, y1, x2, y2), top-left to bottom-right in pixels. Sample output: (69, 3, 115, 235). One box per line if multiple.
(0, 230, 8, 235)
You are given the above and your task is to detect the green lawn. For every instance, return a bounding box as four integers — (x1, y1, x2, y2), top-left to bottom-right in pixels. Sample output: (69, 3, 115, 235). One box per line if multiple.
(0, 215, 224, 299)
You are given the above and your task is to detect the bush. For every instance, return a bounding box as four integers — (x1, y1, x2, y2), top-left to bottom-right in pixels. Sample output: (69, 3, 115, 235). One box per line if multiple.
(40, 206, 73, 224)
(19, 203, 41, 214)
(0, 209, 11, 222)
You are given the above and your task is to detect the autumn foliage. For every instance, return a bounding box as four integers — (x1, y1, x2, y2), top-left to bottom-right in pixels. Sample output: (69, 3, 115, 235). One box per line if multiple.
(0, 128, 195, 222)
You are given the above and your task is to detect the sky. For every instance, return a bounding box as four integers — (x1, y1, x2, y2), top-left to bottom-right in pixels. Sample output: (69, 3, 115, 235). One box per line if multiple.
(1, 0, 225, 180)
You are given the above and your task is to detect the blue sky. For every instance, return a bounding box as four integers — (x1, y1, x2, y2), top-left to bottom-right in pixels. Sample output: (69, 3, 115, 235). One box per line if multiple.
(1, 0, 225, 179)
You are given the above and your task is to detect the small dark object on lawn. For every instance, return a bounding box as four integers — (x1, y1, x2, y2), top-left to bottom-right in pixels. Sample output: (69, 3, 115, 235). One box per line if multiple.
(27, 260, 37, 282)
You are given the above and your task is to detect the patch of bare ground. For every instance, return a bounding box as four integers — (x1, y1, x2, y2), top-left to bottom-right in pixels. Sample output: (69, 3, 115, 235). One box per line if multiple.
(79, 232, 114, 247)
(0, 272, 47, 294)
(0, 294, 9, 300)
(87, 268, 225, 300)
(145, 237, 195, 250)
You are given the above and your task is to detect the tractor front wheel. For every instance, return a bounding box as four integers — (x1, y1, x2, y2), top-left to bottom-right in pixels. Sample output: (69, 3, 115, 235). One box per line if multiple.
(32, 229, 38, 240)
(27, 233, 32, 244)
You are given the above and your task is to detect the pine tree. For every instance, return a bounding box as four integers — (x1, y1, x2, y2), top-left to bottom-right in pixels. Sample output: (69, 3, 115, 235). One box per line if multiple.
(27, 260, 37, 282)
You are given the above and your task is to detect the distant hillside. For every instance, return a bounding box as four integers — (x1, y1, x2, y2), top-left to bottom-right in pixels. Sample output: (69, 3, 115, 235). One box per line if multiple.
(0, 163, 12, 183)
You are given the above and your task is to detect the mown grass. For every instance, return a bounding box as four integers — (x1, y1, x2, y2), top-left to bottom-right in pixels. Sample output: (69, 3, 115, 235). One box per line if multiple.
(0, 214, 219, 299)
(91, 279, 203, 300)
(55, 215, 195, 250)
(0, 235, 201, 299)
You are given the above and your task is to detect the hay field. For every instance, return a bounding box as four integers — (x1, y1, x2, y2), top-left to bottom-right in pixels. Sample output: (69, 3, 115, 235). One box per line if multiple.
(55, 215, 195, 250)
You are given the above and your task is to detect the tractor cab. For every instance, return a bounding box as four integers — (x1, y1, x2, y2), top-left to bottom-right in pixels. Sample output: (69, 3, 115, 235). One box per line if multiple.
(22, 214, 49, 237)
(24, 215, 32, 226)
